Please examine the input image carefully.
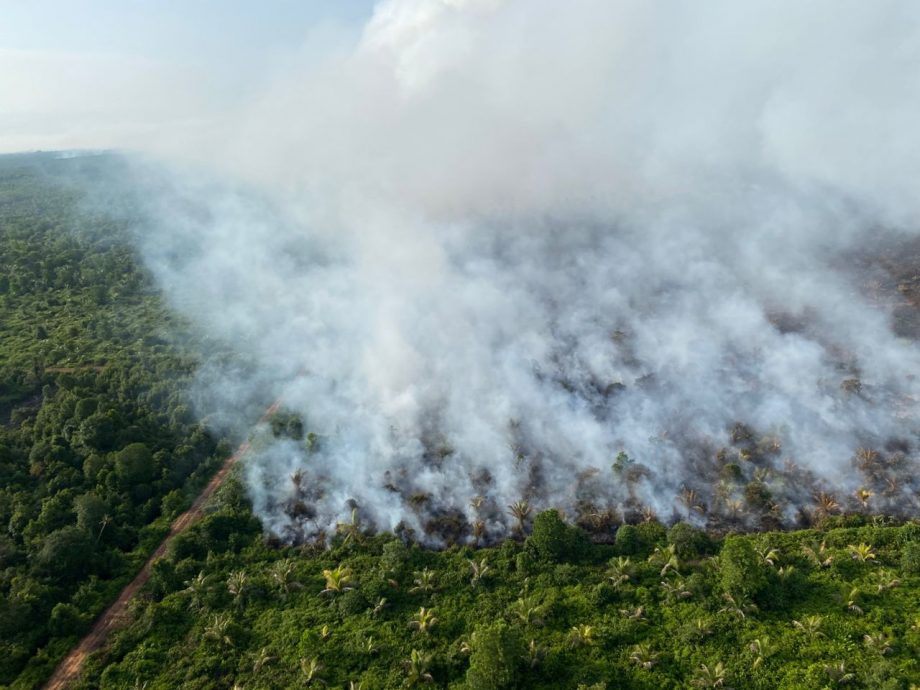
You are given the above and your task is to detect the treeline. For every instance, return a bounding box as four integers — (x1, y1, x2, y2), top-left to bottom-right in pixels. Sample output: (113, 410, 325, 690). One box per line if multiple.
(75, 477, 920, 689)
(0, 156, 228, 688)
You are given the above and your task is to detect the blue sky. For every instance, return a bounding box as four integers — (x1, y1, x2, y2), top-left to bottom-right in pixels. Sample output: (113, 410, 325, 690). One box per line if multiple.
(0, 1, 376, 152)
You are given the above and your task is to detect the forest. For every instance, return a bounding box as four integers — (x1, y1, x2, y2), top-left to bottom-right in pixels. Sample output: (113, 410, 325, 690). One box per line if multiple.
(1, 154, 920, 689)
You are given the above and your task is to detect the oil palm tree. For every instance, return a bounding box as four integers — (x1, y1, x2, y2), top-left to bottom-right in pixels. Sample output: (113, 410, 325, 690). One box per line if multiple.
(320, 565, 354, 596)
(629, 643, 659, 670)
(875, 569, 901, 593)
(649, 544, 680, 577)
(719, 593, 757, 620)
(792, 614, 825, 637)
(847, 543, 877, 563)
(567, 624, 595, 648)
(404, 649, 434, 685)
(409, 567, 438, 595)
(408, 607, 439, 634)
(299, 657, 326, 687)
(607, 556, 634, 589)
(527, 639, 545, 668)
(824, 662, 855, 686)
(813, 492, 840, 520)
(270, 559, 303, 598)
(660, 578, 692, 603)
(855, 487, 873, 510)
(226, 570, 249, 606)
(690, 662, 729, 688)
(802, 540, 833, 568)
(619, 605, 647, 622)
(203, 613, 234, 647)
(336, 508, 364, 546)
(469, 558, 490, 586)
(756, 546, 780, 568)
(510, 596, 544, 627)
(508, 500, 532, 534)
(748, 637, 774, 669)
(252, 647, 276, 673)
(845, 587, 863, 615)
(183, 571, 208, 611)
(863, 632, 894, 656)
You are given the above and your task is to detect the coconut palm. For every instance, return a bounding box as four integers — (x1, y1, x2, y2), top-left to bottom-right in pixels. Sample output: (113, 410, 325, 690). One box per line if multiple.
(690, 662, 729, 688)
(824, 662, 855, 686)
(472, 519, 486, 545)
(252, 647, 276, 673)
(847, 543, 877, 563)
(183, 571, 209, 611)
(875, 569, 901, 593)
(620, 605, 647, 622)
(649, 544, 680, 577)
(855, 487, 874, 510)
(845, 587, 863, 615)
(510, 596, 544, 627)
(680, 487, 705, 514)
(802, 541, 833, 568)
(408, 607, 439, 634)
(749, 637, 774, 669)
(336, 508, 364, 546)
(320, 565, 354, 596)
(660, 578, 692, 603)
(203, 613, 234, 647)
(508, 500, 532, 533)
(792, 614, 825, 637)
(776, 564, 796, 580)
(527, 639, 545, 669)
(404, 649, 434, 686)
(469, 558, 490, 586)
(372, 597, 388, 616)
(813, 492, 840, 519)
(319, 624, 330, 641)
(864, 632, 894, 656)
(629, 643, 659, 670)
(409, 568, 438, 595)
(607, 556, 634, 589)
(719, 593, 757, 620)
(756, 546, 780, 568)
(567, 624, 595, 648)
(270, 559, 303, 597)
(299, 657, 326, 687)
(226, 570, 249, 606)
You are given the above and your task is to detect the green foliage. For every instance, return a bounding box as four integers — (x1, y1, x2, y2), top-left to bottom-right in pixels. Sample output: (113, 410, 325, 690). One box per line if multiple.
(666, 522, 710, 561)
(527, 510, 588, 563)
(902, 541, 920, 575)
(466, 621, 526, 690)
(719, 536, 768, 600)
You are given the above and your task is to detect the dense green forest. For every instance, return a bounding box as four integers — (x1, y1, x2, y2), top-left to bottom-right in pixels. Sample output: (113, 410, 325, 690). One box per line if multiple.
(0, 154, 231, 688)
(2, 154, 920, 689)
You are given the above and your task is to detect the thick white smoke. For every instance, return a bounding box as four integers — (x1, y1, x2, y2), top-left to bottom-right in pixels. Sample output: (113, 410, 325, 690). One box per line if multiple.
(133, 0, 920, 542)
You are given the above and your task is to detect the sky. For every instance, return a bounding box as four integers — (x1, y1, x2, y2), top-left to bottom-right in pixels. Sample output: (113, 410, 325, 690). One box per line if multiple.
(0, 1, 375, 153)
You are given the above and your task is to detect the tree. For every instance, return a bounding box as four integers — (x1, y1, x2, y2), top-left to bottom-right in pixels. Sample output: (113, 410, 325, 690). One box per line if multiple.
(35, 525, 95, 582)
(527, 510, 588, 563)
(466, 621, 525, 690)
(114, 442, 155, 489)
(719, 536, 767, 601)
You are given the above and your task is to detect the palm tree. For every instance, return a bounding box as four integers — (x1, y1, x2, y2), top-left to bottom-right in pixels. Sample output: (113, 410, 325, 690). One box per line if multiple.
(863, 632, 894, 656)
(847, 543, 877, 563)
(567, 624, 595, 648)
(270, 559, 303, 598)
(855, 447, 880, 474)
(679, 487, 705, 514)
(372, 597, 388, 616)
(409, 568, 438, 595)
(299, 657, 326, 687)
(97, 514, 112, 543)
(813, 492, 840, 520)
(508, 500, 532, 534)
(320, 565, 354, 596)
(802, 541, 833, 568)
(690, 662, 729, 688)
(203, 613, 234, 647)
(619, 605, 647, 622)
(792, 614, 825, 637)
(363, 636, 379, 654)
(756, 546, 780, 568)
(510, 596, 544, 627)
(875, 569, 901, 593)
(660, 578, 692, 603)
(823, 662, 855, 686)
(748, 637, 774, 669)
(719, 593, 757, 620)
(404, 649, 434, 686)
(469, 558, 490, 586)
(649, 545, 680, 577)
(319, 624, 331, 641)
(629, 643, 659, 670)
(183, 571, 208, 611)
(252, 647, 276, 673)
(845, 587, 863, 615)
(471, 519, 486, 545)
(776, 565, 796, 580)
(526, 639, 545, 669)
(855, 487, 873, 510)
(408, 607, 439, 634)
(227, 570, 248, 606)
(336, 508, 363, 546)
(607, 556, 634, 589)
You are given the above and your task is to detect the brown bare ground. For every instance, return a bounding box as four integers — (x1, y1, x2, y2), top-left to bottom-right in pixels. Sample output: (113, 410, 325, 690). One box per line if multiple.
(41, 398, 283, 690)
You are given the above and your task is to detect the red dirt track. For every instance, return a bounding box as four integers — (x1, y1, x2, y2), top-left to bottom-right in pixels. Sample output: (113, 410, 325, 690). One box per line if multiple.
(41, 398, 283, 690)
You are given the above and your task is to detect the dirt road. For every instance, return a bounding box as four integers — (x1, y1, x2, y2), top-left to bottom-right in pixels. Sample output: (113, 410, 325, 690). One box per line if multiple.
(41, 398, 283, 690)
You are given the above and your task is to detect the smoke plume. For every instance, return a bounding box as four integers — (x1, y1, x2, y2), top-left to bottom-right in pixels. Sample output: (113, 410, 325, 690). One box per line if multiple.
(130, 0, 920, 543)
